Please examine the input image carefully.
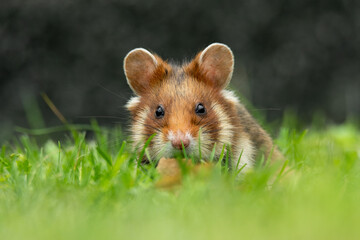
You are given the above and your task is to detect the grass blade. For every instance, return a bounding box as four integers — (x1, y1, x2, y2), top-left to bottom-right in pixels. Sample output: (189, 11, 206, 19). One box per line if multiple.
(137, 133, 157, 166)
(209, 143, 217, 163)
(96, 147, 112, 166)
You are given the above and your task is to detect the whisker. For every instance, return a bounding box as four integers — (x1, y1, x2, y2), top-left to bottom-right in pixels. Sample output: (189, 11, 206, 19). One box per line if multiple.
(254, 108, 282, 111)
(203, 129, 222, 134)
(148, 117, 164, 129)
(131, 133, 154, 137)
(143, 124, 161, 132)
(201, 120, 220, 129)
(98, 83, 128, 100)
(76, 115, 125, 119)
(196, 116, 206, 125)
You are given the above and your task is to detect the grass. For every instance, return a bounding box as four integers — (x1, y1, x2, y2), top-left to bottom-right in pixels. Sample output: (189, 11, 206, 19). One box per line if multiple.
(0, 121, 359, 240)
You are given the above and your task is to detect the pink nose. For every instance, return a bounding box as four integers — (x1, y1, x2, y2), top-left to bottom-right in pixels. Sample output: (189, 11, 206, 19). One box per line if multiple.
(171, 137, 190, 150)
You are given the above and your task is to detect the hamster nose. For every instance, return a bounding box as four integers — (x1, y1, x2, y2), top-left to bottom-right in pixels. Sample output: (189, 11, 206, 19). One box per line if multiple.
(171, 137, 190, 150)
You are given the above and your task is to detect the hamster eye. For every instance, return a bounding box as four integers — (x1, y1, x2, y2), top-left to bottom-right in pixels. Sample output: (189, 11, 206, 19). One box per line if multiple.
(155, 105, 165, 119)
(195, 103, 206, 116)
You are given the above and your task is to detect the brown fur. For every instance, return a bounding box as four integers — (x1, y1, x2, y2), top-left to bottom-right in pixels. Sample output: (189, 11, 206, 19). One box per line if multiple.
(124, 43, 283, 171)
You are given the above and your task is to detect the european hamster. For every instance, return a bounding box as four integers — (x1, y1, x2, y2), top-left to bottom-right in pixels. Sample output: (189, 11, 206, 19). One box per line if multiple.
(123, 43, 283, 172)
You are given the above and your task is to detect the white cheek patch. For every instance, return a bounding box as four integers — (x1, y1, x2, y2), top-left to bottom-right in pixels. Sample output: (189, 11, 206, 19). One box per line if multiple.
(221, 90, 241, 107)
(206, 100, 255, 172)
(125, 96, 141, 110)
(220, 90, 256, 172)
(211, 101, 234, 146)
(195, 102, 234, 160)
(234, 136, 255, 173)
(131, 111, 170, 161)
(131, 106, 149, 148)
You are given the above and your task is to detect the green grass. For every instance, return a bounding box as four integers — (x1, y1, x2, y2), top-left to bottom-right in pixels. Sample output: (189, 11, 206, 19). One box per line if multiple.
(0, 122, 359, 240)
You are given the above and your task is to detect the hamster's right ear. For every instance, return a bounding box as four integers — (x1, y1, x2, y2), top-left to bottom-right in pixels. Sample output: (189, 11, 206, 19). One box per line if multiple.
(124, 48, 167, 96)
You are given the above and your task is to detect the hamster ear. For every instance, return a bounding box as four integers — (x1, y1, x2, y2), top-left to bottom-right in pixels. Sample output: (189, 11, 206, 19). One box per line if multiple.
(186, 43, 234, 89)
(124, 48, 167, 95)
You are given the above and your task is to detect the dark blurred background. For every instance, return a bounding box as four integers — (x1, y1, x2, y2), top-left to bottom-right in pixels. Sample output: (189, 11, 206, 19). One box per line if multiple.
(1, 0, 359, 143)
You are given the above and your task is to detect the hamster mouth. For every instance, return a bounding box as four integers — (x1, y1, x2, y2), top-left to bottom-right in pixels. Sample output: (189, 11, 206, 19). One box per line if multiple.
(154, 141, 196, 160)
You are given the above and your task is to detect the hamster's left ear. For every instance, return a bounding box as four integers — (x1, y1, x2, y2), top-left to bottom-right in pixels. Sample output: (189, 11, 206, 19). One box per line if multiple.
(186, 43, 234, 89)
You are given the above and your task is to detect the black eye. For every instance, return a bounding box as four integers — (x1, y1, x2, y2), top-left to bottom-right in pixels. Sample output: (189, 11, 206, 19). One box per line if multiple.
(155, 105, 165, 119)
(195, 103, 206, 116)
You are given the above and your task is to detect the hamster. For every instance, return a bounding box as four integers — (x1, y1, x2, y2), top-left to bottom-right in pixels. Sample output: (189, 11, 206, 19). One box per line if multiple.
(123, 43, 283, 172)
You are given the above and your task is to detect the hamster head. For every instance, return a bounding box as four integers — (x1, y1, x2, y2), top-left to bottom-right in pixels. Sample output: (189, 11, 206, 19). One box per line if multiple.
(124, 43, 241, 161)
